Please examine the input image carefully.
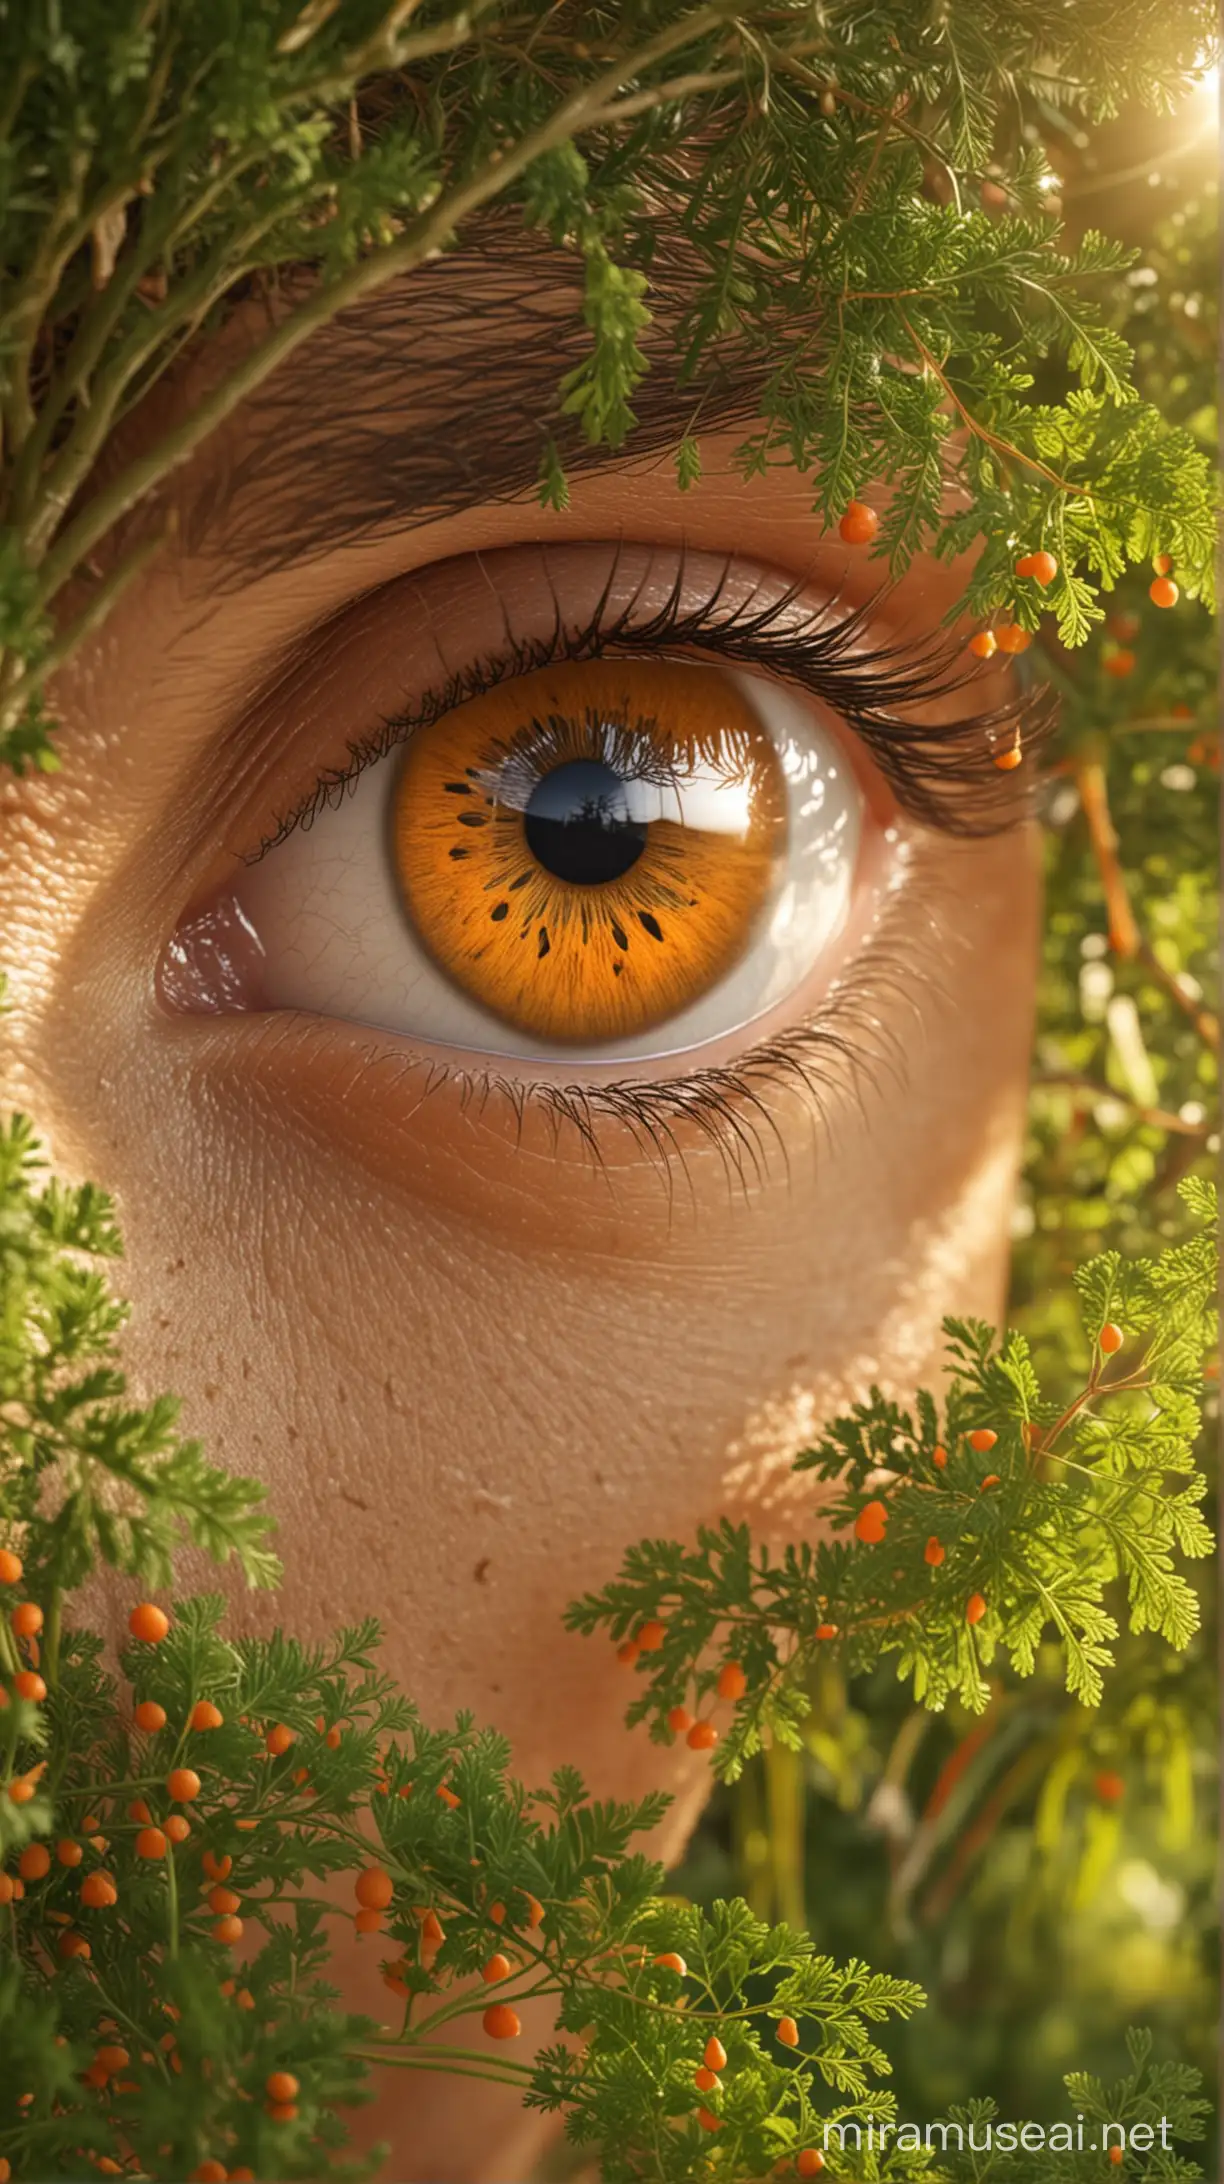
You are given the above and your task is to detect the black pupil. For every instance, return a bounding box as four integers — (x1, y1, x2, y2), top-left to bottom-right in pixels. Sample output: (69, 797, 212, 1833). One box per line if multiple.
(523, 760, 647, 886)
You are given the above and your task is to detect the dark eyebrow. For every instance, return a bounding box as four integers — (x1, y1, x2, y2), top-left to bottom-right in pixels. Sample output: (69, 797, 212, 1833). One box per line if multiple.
(181, 221, 773, 585)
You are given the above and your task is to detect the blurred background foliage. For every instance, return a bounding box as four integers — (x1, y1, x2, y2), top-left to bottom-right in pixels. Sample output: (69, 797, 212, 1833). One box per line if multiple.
(672, 74, 1219, 2142)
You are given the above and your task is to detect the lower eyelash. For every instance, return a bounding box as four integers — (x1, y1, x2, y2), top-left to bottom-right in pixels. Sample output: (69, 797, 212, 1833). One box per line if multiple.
(250, 544, 1056, 863)
(338, 845, 950, 1208)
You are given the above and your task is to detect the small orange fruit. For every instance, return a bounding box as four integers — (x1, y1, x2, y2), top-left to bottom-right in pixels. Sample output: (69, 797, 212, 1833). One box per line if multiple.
(965, 1593, 987, 1626)
(266, 2070, 300, 2104)
(483, 2003, 521, 2039)
(265, 1723, 294, 1756)
(968, 1429, 997, 1453)
(716, 1662, 747, 1702)
(1153, 552, 1173, 575)
(1027, 551, 1058, 586)
(134, 1700, 167, 1733)
(932, 1444, 947, 1469)
(797, 2154, 825, 2177)
(482, 1952, 512, 1983)
(213, 1914, 244, 1944)
(80, 1871, 117, 1907)
(167, 1768, 201, 1803)
(777, 2016, 800, 2047)
(994, 624, 1031, 654)
(1099, 1322, 1124, 1354)
(13, 1670, 45, 1702)
(815, 1622, 838, 1640)
(653, 1952, 688, 1976)
(703, 2036, 728, 2073)
(165, 1815, 191, 1843)
(1149, 576, 1178, 608)
(637, 1619, 667, 1651)
(838, 500, 879, 545)
(19, 1844, 50, 1881)
(56, 1839, 83, 1867)
(355, 1866, 394, 1911)
(854, 1499, 888, 1544)
(136, 1828, 168, 1861)
(1095, 1769, 1125, 1804)
(0, 1550, 22, 1586)
(694, 2066, 719, 2091)
(190, 1700, 223, 1732)
(924, 1536, 945, 1567)
(208, 1885, 241, 1915)
(128, 1603, 170, 1644)
(616, 1640, 640, 1666)
(697, 2107, 723, 2132)
(1103, 647, 1136, 678)
(11, 1602, 43, 1639)
(968, 630, 997, 658)
(667, 1706, 693, 1735)
(687, 1720, 718, 1751)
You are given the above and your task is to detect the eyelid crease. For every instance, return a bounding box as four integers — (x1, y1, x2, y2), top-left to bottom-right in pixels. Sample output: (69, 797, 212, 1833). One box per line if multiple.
(248, 542, 1056, 864)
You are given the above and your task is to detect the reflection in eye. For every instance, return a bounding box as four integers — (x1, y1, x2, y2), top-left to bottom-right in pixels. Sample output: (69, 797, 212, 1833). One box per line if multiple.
(225, 657, 863, 1063)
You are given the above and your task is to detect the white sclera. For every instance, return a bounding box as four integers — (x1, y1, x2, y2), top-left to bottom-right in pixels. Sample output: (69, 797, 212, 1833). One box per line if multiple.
(234, 668, 863, 1062)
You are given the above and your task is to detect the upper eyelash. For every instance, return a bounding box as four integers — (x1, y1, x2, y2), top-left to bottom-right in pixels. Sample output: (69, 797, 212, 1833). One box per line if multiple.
(249, 545, 1056, 862)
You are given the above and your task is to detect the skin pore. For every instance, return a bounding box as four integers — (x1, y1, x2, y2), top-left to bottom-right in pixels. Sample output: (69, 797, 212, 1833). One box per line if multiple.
(0, 251, 1041, 2179)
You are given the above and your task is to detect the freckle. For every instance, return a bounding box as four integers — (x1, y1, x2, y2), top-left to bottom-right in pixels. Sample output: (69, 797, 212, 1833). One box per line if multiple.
(490, 902, 509, 922)
(473, 1558, 490, 1584)
(638, 912, 664, 941)
(537, 927, 550, 958)
(610, 920, 629, 951)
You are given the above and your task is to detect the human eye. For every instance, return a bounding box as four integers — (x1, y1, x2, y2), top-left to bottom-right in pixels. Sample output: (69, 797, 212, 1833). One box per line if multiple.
(161, 540, 1041, 1117)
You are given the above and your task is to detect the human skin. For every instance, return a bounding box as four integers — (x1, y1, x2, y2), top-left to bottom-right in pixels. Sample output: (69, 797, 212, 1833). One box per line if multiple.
(0, 272, 1041, 2179)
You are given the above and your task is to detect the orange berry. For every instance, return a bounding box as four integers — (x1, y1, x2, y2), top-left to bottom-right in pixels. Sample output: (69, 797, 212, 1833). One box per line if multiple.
(965, 1593, 987, 1626)
(777, 2015, 800, 2047)
(208, 1885, 241, 1915)
(694, 2066, 719, 2092)
(482, 1952, 512, 1983)
(420, 1910, 444, 1948)
(697, 2107, 723, 2132)
(932, 1444, 947, 1469)
(436, 1783, 461, 1809)
(1153, 552, 1173, 575)
(134, 1700, 167, 1733)
(980, 1474, 1001, 1491)
(667, 1706, 694, 1735)
(687, 1720, 718, 1751)
(326, 1725, 342, 1749)
(968, 630, 997, 658)
(165, 1814, 191, 1843)
(136, 1827, 168, 1860)
(56, 1838, 83, 1867)
(0, 1551, 22, 1586)
(0, 1873, 12, 1905)
(190, 1700, 223, 1731)
(355, 1907, 383, 1934)
(1095, 1769, 1125, 1804)
(1103, 647, 1136, 677)
(488, 1900, 506, 1925)
(653, 1952, 688, 1976)
(266, 2102, 298, 2123)
(190, 2164, 228, 2183)
(854, 1499, 888, 1544)
(213, 1913, 244, 1944)
(1013, 553, 1037, 577)
(266, 2070, 300, 2104)
(19, 1843, 50, 1881)
(1148, 576, 1179, 608)
(483, 2003, 521, 2040)
(58, 1931, 90, 1960)
(95, 2044, 130, 2073)
(716, 1662, 747, 1702)
(265, 1723, 294, 1756)
(355, 1865, 394, 1911)
(80, 1871, 117, 1907)
(969, 1429, 997, 1452)
(637, 1619, 667, 1651)
(128, 1799, 152, 1824)
(815, 1622, 838, 1640)
(201, 1850, 232, 1881)
(994, 623, 1031, 654)
(616, 1640, 640, 1666)
(0, 2165, 11, 2184)
(11, 1602, 43, 1639)
(703, 2035, 728, 2073)
(924, 1536, 945, 1567)
(236, 1988, 255, 2010)
(7, 1778, 36, 1805)
(1099, 1322, 1124, 1354)
(993, 741, 1023, 771)
(1028, 551, 1058, 586)
(525, 1893, 545, 1928)
(797, 2154, 825, 2177)
(167, 1768, 201, 1803)
(128, 1602, 170, 1644)
(839, 500, 879, 545)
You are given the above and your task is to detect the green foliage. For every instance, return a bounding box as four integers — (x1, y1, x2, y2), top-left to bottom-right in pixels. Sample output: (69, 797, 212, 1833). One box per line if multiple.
(0, 1, 1218, 767)
(566, 1186, 1215, 1777)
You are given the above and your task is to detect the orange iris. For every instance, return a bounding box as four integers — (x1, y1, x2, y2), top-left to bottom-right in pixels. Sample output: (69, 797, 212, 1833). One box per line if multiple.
(392, 660, 788, 1044)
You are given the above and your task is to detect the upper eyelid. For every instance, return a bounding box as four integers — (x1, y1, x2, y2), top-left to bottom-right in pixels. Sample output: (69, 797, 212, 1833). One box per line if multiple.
(248, 548, 1054, 865)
